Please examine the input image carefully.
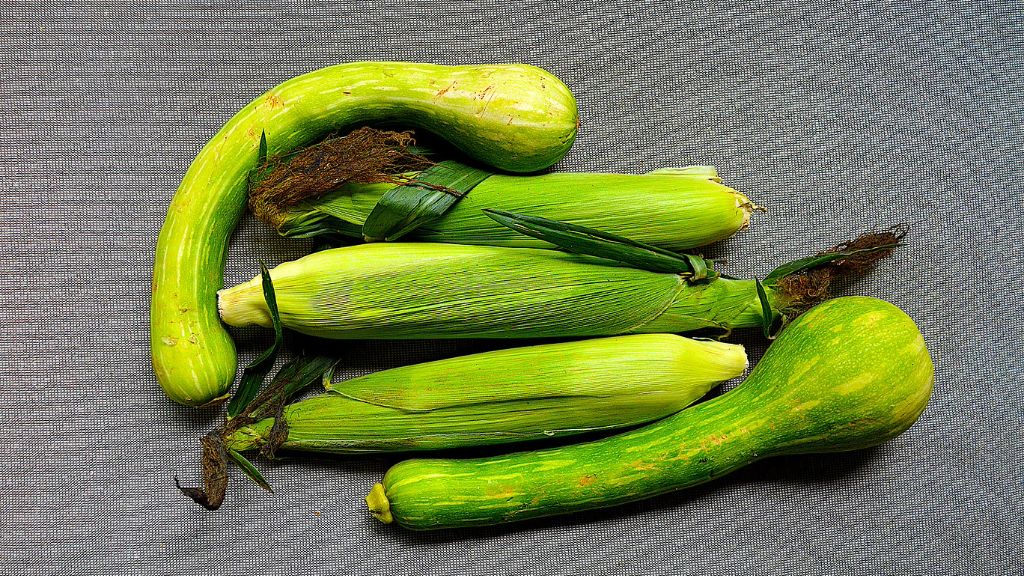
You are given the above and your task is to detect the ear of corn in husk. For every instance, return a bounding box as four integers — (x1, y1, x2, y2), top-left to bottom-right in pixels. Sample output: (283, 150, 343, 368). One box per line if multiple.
(218, 242, 776, 339)
(267, 164, 755, 251)
(217, 224, 904, 341)
(224, 334, 747, 454)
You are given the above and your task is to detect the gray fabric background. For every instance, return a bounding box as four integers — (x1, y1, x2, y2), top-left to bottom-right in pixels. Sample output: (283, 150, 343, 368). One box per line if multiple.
(1, 0, 1021, 574)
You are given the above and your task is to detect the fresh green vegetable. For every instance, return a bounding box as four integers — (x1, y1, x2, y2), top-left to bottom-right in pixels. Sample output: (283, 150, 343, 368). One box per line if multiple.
(270, 165, 754, 251)
(152, 62, 579, 406)
(216, 230, 899, 340)
(179, 333, 746, 510)
(225, 263, 283, 418)
(223, 334, 747, 454)
(366, 296, 934, 529)
(481, 209, 719, 277)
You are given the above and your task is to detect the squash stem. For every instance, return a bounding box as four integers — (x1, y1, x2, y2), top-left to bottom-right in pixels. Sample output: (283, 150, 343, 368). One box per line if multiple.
(366, 483, 394, 524)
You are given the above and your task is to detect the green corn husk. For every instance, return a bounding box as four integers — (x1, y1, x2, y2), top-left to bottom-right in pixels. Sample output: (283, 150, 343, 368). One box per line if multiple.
(217, 243, 777, 339)
(273, 166, 755, 251)
(218, 224, 903, 341)
(224, 334, 747, 454)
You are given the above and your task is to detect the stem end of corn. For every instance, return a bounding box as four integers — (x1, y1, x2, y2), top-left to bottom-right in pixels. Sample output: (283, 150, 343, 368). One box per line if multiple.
(366, 483, 394, 524)
(217, 279, 273, 328)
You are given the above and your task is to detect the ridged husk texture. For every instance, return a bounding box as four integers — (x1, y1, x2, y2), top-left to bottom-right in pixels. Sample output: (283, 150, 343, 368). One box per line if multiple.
(276, 166, 754, 251)
(224, 334, 748, 454)
(217, 243, 774, 340)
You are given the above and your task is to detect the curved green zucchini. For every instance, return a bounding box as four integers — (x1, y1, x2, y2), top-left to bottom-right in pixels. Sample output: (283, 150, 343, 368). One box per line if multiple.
(216, 243, 775, 340)
(152, 62, 578, 406)
(223, 334, 747, 454)
(366, 297, 934, 529)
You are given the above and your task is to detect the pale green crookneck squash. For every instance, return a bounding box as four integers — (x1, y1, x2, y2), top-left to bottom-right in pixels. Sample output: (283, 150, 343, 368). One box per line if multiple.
(367, 296, 934, 530)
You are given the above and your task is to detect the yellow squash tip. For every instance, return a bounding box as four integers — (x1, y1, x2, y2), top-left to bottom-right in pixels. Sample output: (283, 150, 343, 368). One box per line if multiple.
(366, 483, 393, 524)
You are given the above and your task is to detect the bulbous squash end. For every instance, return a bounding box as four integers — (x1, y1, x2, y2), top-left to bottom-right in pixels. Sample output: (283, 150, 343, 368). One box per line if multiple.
(766, 296, 934, 455)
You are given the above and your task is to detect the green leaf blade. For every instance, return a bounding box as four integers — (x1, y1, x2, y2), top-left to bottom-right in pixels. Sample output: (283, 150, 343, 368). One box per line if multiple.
(362, 160, 492, 241)
(755, 278, 781, 340)
(257, 130, 268, 164)
(227, 262, 284, 418)
(763, 244, 902, 285)
(277, 210, 364, 239)
(246, 354, 337, 422)
(227, 449, 273, 493)
(482, 209, 715, 278)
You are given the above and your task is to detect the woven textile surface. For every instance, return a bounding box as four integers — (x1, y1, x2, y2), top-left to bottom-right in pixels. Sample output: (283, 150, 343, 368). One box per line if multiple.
(1, 1, 1021, 574)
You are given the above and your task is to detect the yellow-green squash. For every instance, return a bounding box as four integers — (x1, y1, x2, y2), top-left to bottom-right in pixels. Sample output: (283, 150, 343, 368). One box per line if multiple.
(367, 297, 934, 529)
